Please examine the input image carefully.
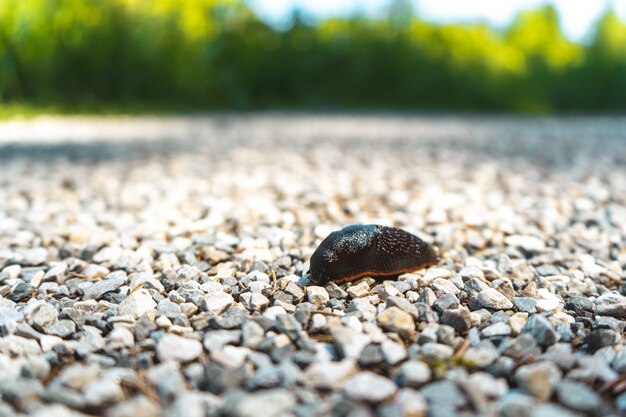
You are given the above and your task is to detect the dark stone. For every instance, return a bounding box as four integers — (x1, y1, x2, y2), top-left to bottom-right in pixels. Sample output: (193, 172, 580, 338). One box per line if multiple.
(583, 329, 620, 352)
(8, 282, 31, 302)
(432, 293, 460, 314)
(274, 314, 303, 343)
(521, 314, 557, 348)
(200, 363, 244, 394)
(485, 357, 515, 379)
(209, 308, 247, 329)
(593, 316, 626, 332)
(0, 378, 44, 411)
(565, 295, 594, 313)
(501, 334, 541, 359)
(359, 344, 384, 367)
(101, 292, 126, 304)
(554, 323, 574, 343)
(439, 308, 472, 333)
(325, 282, 348, 299)
(294, 303, 316, 326)
(415, 303, 437, 323)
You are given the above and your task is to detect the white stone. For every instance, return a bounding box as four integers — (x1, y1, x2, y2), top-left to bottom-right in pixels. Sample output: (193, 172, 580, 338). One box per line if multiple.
(477, 288, 513, 310)
(157, 334, 203, 362)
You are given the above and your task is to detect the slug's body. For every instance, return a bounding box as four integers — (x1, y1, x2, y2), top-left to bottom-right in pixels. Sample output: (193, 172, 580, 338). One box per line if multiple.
(309, 224, 439, 285)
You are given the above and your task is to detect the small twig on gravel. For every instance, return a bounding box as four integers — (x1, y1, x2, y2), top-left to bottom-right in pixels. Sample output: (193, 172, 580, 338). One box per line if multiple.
(121, 372, 161, 403)
(271, 270, 277, 293)
(600, 374, 626, 394)
(130, 282, 145, 293)
(453, 338, 470, 357)
(313, 310, 341, 317)
(310, 334, 334, 343)
(563, 261, 581, 275)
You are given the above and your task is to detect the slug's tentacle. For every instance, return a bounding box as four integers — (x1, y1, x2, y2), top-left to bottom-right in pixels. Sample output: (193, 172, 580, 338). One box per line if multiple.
(309, 224, 439, 285)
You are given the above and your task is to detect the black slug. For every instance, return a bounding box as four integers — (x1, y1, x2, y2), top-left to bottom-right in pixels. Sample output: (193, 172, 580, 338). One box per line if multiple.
(309, 224, 439, 285)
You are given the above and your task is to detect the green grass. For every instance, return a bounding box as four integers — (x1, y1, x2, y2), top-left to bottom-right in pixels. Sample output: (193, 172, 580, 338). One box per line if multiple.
(0, 102, 199, 120)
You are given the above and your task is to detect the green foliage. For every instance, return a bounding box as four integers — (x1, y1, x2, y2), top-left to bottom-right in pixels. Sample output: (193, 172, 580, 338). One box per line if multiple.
(0, 1, 625, 111)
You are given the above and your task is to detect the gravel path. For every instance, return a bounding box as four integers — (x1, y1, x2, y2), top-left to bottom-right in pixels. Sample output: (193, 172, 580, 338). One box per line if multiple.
(0, 114, 625, 417)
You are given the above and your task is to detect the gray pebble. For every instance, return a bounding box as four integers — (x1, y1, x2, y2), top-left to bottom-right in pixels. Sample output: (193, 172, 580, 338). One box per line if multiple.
(521, 314, 557, 347)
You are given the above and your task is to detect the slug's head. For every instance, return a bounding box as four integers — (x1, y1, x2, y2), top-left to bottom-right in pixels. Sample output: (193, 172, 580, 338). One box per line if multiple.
(308, 248, 333, 285)
(308, 225, 379, 285)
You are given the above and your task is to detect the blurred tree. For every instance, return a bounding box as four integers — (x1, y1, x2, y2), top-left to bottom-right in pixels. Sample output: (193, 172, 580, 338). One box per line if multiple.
(0, 1, 625, 111)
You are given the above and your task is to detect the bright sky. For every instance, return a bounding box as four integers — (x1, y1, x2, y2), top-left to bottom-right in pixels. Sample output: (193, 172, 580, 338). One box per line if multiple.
(246, 0, 626, 42)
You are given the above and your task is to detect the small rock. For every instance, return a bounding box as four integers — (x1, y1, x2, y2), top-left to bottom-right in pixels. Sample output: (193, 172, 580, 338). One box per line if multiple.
(530, 404, 579, 417)
(83, 276, 125, 300)
(43, 320, 76, 338)
(17, 247, 48, 266)
(432, 293, 460, 314)
(23, 301, 58, 331)
(157, 298, 182, 319)
(477, 288, 513, 310)
(306, 286, 329, 307)
(513, 297, 537, 313)
(201, 291, 234, 315)
(43, 263, 67, 283)
(393, 388, 428, 417)
(157, 334, 203, 362)
(377, 306, 415, 339)
(76, 326, 105, 356)
(421, 380, 467, 409)
(595, 292, 626, 319)
(240, 292, 270, 311)
(81, 264, 110, 280)
(381, 340, 407, 365)
(106, 326, 135, 349)
(505, 235, 545, 253)
(241, 321, 265, 349)
(359, 344, 384, 367)
(284, 282, 305, 301)
(325, 282, 348, 299)
(584, 329, 620, 352)
(464, 345, 499, 367)
(515, 362, 561, 400)
(497, 392, 537, 417)
(331, 326, 370, 359)
(521, 315, 557, 347)
(304, 359, 356, 390)
(612, 348, 626, 373)
(493, 279, 515, 300)
(501, 334, 541, 359)
(555, 380, 600, 412)
(346, 281, 370, 298)
(481, 322, 512, 338)
(423, 268, 451, 284)
(420, 343, 453, 361)
(535, 298, 560, 313)
(439, 308, 472, 333)
(105, 396, 160, 417)
(565, 295, 593, 313)
(432, 278, 459, 295)
(84, 378, 124, 407)
(417, 288, 437, 306)
(343, 372, 397, 403)
(394, 361, 431, 387)
(118, 289, 157, 318)
(226, 389, 295, 417)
